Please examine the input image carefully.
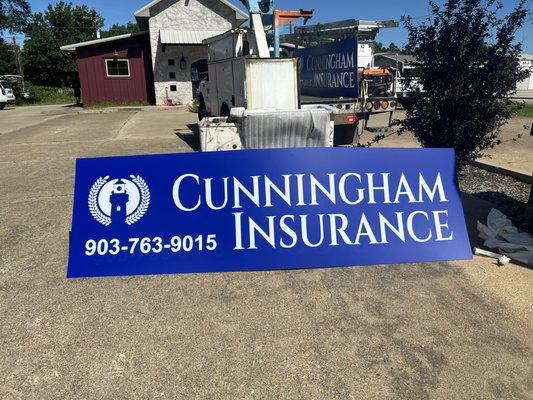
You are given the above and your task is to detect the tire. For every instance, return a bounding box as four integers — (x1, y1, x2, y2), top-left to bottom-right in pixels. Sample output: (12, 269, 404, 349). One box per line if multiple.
(220, 103, 230, 117)
(0, 103, 6, 110)
(334, 124, 358, 146)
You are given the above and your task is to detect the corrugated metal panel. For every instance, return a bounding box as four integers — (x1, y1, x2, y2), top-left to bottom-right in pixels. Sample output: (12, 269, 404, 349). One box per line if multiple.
(160, 29, 225, 44)
(60, 32, 148, 52)
(241, 109, 334, 149)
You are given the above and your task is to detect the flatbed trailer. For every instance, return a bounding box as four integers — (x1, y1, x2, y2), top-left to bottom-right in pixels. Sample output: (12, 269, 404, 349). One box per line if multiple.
(301, 95, 396, 145)
(284, 19, 400, 145)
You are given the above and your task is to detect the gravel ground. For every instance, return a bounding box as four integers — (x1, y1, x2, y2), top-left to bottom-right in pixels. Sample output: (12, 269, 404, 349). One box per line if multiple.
(458, 165, 531, 229)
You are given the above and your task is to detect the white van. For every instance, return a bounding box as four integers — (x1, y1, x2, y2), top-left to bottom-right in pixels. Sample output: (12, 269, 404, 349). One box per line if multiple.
(0, 80, 16, 110)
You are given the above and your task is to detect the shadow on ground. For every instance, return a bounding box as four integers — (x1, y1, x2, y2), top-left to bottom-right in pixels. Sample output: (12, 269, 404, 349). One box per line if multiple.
(175, 123, 200, 151)
(472, 191, 529, 231)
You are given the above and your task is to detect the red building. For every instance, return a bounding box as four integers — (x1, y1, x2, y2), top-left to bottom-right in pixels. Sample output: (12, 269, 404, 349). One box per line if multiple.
(61, 32, 154, 106)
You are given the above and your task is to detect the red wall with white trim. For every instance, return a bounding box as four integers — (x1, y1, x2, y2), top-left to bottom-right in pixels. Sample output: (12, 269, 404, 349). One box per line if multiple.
(75, 34, 154, 106)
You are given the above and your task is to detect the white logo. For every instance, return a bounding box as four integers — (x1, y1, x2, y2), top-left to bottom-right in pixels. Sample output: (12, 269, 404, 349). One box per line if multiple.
(88, 175, 150, 226)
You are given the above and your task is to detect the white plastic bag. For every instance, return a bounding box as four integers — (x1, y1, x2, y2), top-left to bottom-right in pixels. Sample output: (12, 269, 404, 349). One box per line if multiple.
(477, 209, 533, 266)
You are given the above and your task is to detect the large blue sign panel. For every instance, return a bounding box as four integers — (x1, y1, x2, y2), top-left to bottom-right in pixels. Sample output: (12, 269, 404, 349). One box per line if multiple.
(294, 38, 358, 98)
(67, 148, 472, 278)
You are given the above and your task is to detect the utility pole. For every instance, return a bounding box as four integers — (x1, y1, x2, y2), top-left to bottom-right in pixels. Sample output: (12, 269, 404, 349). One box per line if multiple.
(12, 36, 25, 92)
(92, 10, 101, 39)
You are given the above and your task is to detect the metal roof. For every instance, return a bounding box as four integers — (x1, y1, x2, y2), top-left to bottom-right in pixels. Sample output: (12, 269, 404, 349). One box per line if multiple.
(160, 29, 226, 44)
(60, 31, 148, 52)
(134, 0, 248, 22)
(374, 53, 417, 65)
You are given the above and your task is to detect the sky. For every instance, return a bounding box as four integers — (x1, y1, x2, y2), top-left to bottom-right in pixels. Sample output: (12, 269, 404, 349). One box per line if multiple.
(9, 0, 533, 52)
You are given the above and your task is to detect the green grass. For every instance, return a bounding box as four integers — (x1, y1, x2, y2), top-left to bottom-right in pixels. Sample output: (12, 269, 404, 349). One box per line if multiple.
(12, 84, 150, 108)
(14, 84, 75, 106)
(513, 104, 533, 118)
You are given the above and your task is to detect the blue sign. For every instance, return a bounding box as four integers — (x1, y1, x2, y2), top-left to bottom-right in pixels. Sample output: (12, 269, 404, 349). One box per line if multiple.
(294, 38, 358, 98)
(67, 148, 472, 278)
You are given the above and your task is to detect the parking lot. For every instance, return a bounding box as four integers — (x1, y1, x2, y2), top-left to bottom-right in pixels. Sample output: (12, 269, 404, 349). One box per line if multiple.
(1, 105, 531, 399)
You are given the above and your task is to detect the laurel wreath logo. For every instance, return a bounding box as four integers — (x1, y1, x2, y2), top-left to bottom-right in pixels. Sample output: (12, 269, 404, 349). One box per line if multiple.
(125, 175, 150, 225)
(88, 175, 150, 226)
(88, 176, 112, 226)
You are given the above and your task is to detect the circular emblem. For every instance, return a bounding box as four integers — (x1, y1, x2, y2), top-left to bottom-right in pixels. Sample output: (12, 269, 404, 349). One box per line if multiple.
(88, 175, 150, 226)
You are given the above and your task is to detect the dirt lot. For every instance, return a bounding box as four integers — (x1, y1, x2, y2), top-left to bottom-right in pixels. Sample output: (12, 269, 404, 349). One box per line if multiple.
(0, 105, 532, 399)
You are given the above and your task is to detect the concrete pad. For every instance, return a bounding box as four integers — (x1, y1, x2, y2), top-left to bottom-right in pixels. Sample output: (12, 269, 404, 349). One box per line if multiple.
(475, 116, 533, 182)
(0, 136, 186, 164)
(117, 108, 197, 142)
(513, 90, 533, 104)
(0, 105, 80, 135)
(0, 112, 136, 146)
(362, 111, 533, 180)
(1, 107, 532, 399)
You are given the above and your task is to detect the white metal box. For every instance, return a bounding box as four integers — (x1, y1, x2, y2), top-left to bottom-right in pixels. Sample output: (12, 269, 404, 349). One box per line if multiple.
(199, 117, 242, 152)
(206, 57, 300, 116)
(245, 58, 299, 110)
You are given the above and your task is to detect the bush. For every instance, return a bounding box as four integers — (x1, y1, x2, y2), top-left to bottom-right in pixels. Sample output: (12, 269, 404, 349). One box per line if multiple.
(401, 0, 529, 170)
(12, 83, 75, 105)
(187, 99, 199, 113)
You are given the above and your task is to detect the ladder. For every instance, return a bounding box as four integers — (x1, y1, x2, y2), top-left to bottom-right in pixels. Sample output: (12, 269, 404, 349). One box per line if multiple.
(283, 19, 398, 44)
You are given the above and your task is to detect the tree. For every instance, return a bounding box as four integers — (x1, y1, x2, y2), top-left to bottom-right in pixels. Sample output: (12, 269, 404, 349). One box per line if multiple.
(0, 0, 30, 32)
(101, 22, 139, 38)
(401, 0, 529, 168)
(387, 42, 400, 52)
(374, 42, 403, 54)
(23, 1, 103, 86)
(0, 38, 17, 75)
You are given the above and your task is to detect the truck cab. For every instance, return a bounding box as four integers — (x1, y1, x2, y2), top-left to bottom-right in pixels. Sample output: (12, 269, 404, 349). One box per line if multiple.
(197, 28, 261, 119)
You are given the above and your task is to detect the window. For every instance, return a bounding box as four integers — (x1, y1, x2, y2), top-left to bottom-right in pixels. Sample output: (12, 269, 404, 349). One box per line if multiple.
(105, 59, 130, 77)
(170, 85, 177, 92)
(168, 59, 175, 66)
(169, 72, 176, 79)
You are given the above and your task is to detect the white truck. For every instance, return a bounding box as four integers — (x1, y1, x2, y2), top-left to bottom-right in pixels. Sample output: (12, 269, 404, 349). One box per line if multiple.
(197, 20, 334, 152)
(198, 18, 399, 147)
(0, 78, 16, 110)
(198, 28, 300, 119)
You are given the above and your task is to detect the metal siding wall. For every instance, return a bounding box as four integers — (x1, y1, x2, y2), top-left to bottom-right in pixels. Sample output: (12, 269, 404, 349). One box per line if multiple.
(75, 35, 150, 106)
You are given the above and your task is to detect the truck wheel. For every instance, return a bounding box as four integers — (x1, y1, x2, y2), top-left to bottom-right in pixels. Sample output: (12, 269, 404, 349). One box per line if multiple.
(0, 103, 5, 110)
(197, 98, 208, 121)
(220, 103, 230, 117)
(334, 124, 358, 146)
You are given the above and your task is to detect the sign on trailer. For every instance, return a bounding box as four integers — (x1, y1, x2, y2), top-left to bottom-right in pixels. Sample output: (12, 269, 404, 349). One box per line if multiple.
(67, 148, 472, 278)
(294, 37, 358, 98)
